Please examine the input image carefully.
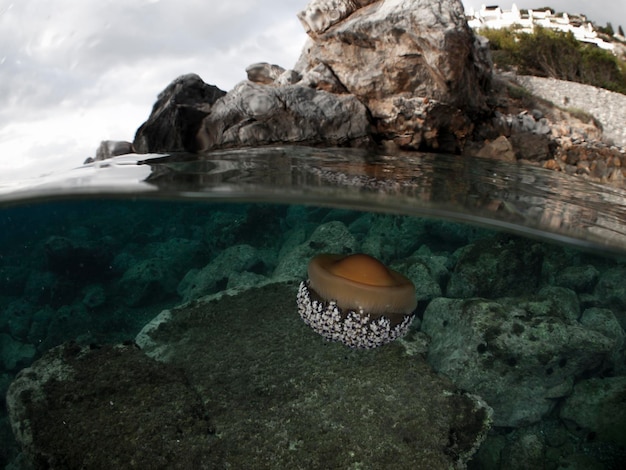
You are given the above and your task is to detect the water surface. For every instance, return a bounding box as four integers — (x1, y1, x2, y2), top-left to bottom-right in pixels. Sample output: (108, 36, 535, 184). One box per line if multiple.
(1, 147, 625, 469)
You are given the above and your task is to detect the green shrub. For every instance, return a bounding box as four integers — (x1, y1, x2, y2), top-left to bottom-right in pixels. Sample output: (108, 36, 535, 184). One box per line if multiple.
(479, 26, 626, 94)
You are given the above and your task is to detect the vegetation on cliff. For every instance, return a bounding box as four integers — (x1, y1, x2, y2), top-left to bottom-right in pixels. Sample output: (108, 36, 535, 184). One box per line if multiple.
(480, 26, 626, 94)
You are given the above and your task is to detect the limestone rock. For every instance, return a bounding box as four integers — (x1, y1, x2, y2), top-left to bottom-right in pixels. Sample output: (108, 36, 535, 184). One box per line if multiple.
(272, 221, 358, 280)
(196, 81, 372, 151)
(297, 0, 378, 35)
(246, 62, 286, 85)
(130, 0, 492, 155)
(177, 244, 272, 302)
(421, 296, 616, 427)
(560, 376, 626, 447)
(446, 236, 544, 299)
(135, 282, 493, 468)
(133, 73, 226, 153)
(6, 342, 214, 469)
(295, 0, 492, 150)
(475, 136, 516, 161)
(92, 140, 134, 162)
(0, 334, 36, 372)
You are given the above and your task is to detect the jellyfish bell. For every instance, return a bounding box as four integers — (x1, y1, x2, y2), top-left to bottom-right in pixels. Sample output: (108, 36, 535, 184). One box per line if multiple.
(297, 253, 417, 349)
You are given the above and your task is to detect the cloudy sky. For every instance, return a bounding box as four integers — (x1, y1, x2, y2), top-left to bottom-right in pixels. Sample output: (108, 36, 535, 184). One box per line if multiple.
(0, 0, 624, 183)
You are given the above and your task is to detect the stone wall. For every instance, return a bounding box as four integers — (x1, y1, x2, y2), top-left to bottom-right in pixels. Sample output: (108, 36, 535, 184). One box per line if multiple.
(515, 75, 626, 147)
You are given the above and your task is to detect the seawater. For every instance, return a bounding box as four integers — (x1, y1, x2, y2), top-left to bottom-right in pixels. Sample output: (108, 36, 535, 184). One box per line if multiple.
(1, 148, 626, 469)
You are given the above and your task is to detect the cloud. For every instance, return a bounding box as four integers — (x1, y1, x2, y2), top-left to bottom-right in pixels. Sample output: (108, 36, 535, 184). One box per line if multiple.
(0, 0, 307, 181)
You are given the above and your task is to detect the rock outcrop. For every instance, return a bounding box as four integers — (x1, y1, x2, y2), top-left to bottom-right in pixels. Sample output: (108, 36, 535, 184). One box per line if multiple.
(294, 0, 491, 150)
(133, 73, 226, 153)
(134, 0, 491, 154)
(196, 81, 372, 150)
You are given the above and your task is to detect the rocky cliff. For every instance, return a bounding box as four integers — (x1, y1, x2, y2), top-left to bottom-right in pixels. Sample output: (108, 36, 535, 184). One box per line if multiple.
(132, 0, 492, 154)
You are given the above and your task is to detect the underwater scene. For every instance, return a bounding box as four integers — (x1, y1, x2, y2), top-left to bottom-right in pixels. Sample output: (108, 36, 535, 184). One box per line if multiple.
(1, 148, 626, 469)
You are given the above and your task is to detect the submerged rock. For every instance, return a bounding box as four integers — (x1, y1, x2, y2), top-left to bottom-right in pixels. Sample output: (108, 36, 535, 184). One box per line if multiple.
(560, 376, 626, 447)
(6, 283, 493, 469)
(138, 282, 492, 468)
(6, 342, 214, 469)
(421, 295, 616, 427)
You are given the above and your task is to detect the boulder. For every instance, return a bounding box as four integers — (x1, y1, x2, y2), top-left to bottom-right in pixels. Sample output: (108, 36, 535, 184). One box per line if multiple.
(6, 342, 214, 469)
(177, 244, 272, 302)
(135, 0, 492, 155)
(294, 0, 492, 150)
(196, 81, 372, 150)
(246, 62, 287, 85)
(446, 236, 544, 299)
(133, 73, 226, 153)
(560, 376, 626, 447)
(421, 296, 616, 427)
(90, 140, 134, 163)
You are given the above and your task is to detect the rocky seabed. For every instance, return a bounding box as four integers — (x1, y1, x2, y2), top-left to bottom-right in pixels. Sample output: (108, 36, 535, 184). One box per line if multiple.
(515, 75, 626, 147)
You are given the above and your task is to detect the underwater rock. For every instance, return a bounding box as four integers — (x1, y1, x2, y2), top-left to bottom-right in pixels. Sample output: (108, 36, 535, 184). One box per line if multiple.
(133, 73, 226, 153)
(117, 258, 177, 307)
(6, 342, 214, 469)
(177, 244, 270, 302)
(81, 284, 107, 309)
(273, 221, 358, 280)
(117, 237, 207, 307)
(594, 267, 626, 327)
(555, 264, 600, 293)
(196, 81, 372, 151)
(0, 334, 36, 372)
(446, 236, 544, 298)
(134, 282, 492, 467)
(560, 376, 626, 447)
(405, 262, 443, 302)
(43, 235, 114, 282)
(421, 295, 616, 427)
(580, 307, 626, 375)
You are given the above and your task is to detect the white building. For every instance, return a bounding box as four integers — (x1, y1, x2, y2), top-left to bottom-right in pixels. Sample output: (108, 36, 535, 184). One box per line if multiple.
(466, 4, 615, 51)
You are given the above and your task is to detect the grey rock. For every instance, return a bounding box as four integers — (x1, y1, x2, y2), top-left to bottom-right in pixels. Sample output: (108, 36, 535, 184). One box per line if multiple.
(446, 236, 544, 299)
(273, 221, 358, 280)
(421, 296, 615, 427)
(177, 244, 269, 301)
(135, 282, 493, 468)
(580, 307, 626, 375)
(560, 376, 626, 446)
(0, 334, 36, 372)
(510, 132, 552, 161)
(296, 0, 490, 110)
(197, 81, 372, 150)
(6, 342, 213, 469)
(246, 62, 286, 85)
(133, 73, 226, 153)
(297, 0, 378, 35)
(555, 264, 600, 293)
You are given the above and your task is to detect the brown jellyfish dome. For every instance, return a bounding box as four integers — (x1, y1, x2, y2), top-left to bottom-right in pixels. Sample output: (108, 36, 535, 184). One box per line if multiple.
(307, 253, 417, 315)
